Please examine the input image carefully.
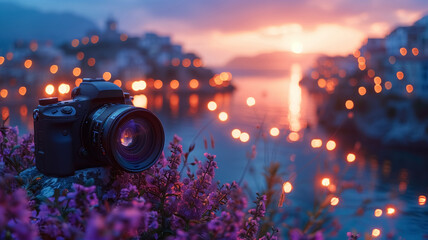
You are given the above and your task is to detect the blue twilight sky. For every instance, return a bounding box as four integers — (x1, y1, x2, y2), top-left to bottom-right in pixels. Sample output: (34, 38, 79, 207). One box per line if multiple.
(1, 0, 428, 66)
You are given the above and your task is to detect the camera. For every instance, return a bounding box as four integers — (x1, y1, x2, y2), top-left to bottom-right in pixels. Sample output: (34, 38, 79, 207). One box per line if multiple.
(33, 78, 165, 177)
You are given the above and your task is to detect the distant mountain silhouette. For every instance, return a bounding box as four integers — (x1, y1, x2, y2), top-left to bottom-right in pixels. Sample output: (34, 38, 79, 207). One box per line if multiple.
(0, 3, 98, 49)
(223, 51, 320, 76)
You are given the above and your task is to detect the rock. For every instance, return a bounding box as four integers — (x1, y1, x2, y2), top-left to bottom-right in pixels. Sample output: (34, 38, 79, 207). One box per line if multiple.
(19, 166, 111, 199)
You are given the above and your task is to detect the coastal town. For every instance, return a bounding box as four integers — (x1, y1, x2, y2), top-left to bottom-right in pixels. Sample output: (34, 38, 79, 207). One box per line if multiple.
(301, 14, 428, 148)
(0, 18, 234, 104)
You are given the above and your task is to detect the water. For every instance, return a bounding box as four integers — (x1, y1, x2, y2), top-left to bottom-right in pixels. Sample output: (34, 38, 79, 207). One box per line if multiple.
(2, 65, 428, 239)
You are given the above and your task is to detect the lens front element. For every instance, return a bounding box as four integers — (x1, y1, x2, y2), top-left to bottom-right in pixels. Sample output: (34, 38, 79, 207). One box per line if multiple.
(88, 104, 164, 172)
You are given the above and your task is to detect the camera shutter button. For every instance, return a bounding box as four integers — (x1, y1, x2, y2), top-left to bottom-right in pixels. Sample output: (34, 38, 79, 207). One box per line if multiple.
(61, 106, 73, 114)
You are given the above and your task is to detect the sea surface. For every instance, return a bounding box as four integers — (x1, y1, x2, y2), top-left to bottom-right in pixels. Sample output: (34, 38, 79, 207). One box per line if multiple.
(2, 65, 428, 239)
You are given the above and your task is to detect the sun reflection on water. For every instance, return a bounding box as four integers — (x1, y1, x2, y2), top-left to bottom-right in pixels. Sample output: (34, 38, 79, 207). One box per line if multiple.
(288, 64, 302, 133)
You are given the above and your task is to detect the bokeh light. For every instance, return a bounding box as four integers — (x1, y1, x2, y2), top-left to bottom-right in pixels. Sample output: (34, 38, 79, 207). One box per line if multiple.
(18, 86, 27, 96)
(374, 209, 383, 217)
(345, 100, 354, 110)
(58, 83, 71, 94)
(283, 181, 293, 193)
(246, 97, 256, 107)
(387, 207, 396, 215)
(154, 80, 163, 89)
(239, 132, 250, 143)
(0, 89, 8, 98)
(330, 197, 339, 206)
(346, 153, 356, 163)
(218, 112, 228, 121)
(103, 72, 112, 81)
(189, 79, 199, 89)
(170, 80, 179, 89)
(372, 228, 381, 238)
(231, 129, 241, 139)
(24, 59, 32, 69)
(207, 101, 217, 111)
(72, 67, 81, 77)
(50, 65, 58, 74)
(270, 127, 280, 137)
(321, 178, 330, 187)
(311, 139, 322, 148)
(326, 140, 336, 151)
(419, 195, 426, 206)
(45, 84, 55, 95)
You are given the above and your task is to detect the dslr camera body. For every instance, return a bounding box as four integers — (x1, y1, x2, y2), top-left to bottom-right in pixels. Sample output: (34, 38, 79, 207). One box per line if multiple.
(33, 78, 165, 177)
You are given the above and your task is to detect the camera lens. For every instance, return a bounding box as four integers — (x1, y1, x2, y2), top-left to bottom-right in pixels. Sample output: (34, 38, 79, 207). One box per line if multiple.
(87, 104, 164, 172)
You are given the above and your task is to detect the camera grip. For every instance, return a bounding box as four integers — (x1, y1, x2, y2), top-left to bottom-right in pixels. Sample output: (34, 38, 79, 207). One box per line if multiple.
(35, 124, 75, 177)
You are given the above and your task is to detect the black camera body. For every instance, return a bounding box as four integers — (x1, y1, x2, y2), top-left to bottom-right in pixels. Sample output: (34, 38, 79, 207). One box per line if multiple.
(34, 78, 165, 177)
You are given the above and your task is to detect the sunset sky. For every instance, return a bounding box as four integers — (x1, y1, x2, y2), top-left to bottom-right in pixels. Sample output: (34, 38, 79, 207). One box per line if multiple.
(3, 0, 428, 66)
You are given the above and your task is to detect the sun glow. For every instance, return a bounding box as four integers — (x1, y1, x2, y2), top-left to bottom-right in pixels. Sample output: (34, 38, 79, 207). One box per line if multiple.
(291, 42, 303, 54)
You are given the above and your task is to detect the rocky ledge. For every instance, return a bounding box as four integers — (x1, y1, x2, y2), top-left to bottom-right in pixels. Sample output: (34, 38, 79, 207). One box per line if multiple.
(19, 166, 111, 199)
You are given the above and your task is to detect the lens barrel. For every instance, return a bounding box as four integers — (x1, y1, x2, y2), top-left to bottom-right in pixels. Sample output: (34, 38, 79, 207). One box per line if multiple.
(87, 104, 164, 172)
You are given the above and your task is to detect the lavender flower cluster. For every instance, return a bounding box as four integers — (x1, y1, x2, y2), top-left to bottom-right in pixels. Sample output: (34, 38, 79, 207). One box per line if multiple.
(0, 127, 277, 240)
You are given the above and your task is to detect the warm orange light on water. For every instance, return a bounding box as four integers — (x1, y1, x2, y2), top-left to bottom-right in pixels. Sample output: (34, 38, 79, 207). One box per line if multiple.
(24, 59, 32, 69)
(170, 80, 179, 89)
(400, 47, 407, 56)
(386, 207, 396, 215)
(18, 86, 27, 96)
(246, 97, 256, 107)
(218, 112, 228, 122)
(231, 129, 241, 139)
(71, 39, 79, 47)
(0, 89, 8, 98)
(73, 67, 81, 77)
(270, 127, 280, 137)
(103, 72, 112, 81)
(326, 140, 336, 151)
(406, 84, 413, 93)
(76, 52, 84, 61)
(396, 71, 404, 80)
(345, 100, 354, 110)
(321, 178, 330, 187)
(133, 94, 148, 108)
(132, 80, 147, 91)
(372, 228, 381, 238)
(239, 132, 250, 143)
(182, 58, 191, 67)
(283, 182, 293, 193)
(91, 35, 99, 44)
(330, 197, 339, 206)
(154, 80, 163, 89)
(374, 84, 382, 93)
(189, 79, 199, 89)
(419, 195, 426, 206)
(346, 153, 356, 163)
(75, 78, 83, 87)
(207, 101, 217, 111)
(113, 79, 122, 87)
(358, 86, 366, 96)
(45, 84, 54, 95)
(311, 139, 322, 148)
(88, 58, 96, 67)
(385, 81, 392, 90)
(288, 132, 300, 142)
(317, 78, 326, 88)
(374, 76, 382, 85)
(58, 83, 70, 94)
(50, 65, 58, 74)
